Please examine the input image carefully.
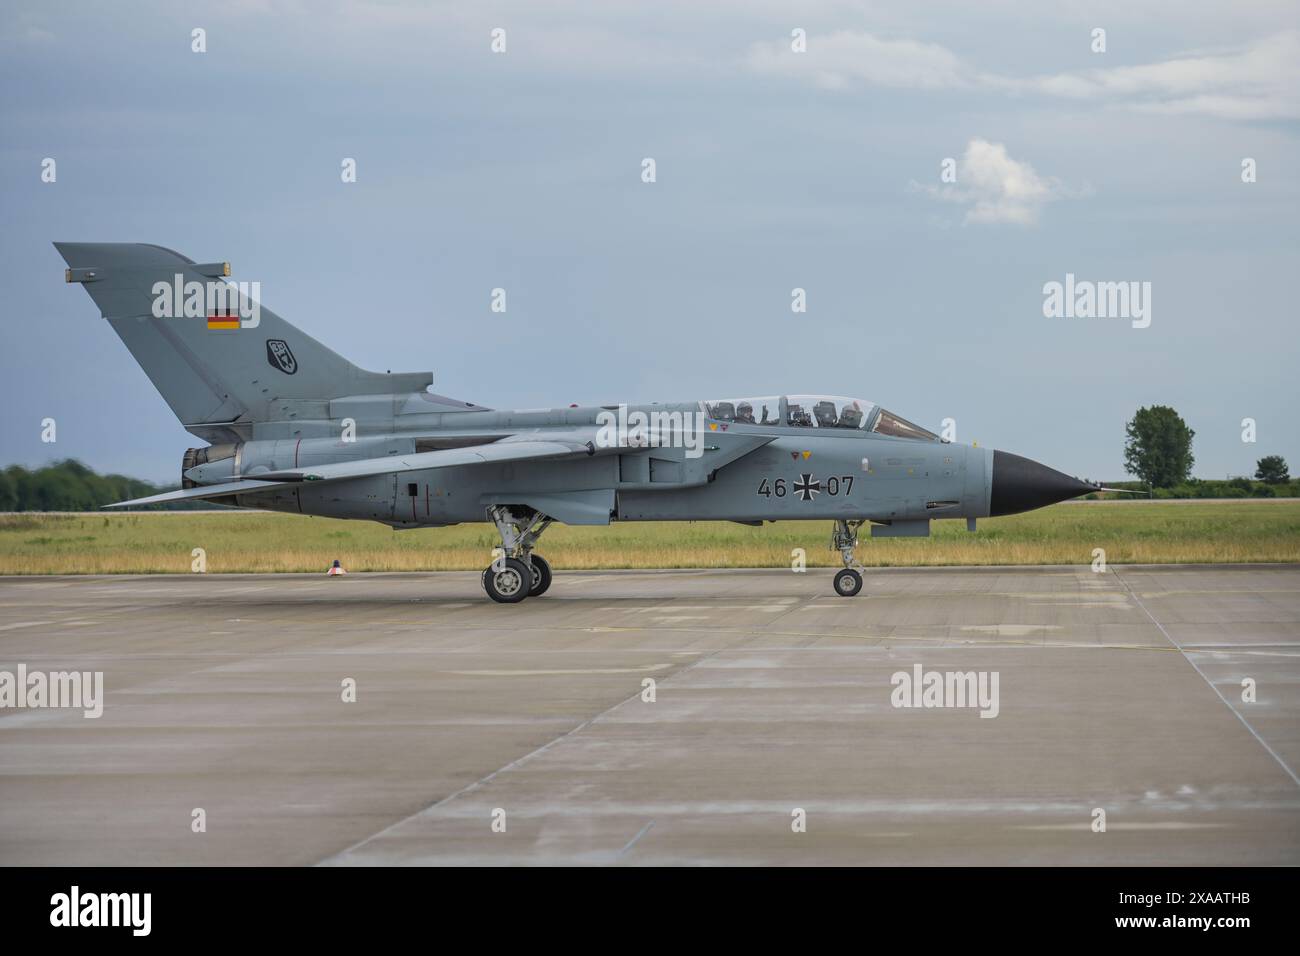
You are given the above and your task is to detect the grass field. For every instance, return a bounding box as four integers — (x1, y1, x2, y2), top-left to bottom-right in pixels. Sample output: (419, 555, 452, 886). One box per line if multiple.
(0, 501, 1297, 574)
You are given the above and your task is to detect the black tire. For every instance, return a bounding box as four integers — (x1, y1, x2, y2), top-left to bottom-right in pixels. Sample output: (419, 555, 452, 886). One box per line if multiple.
(483, 558, 531, 603)
(527, 554, 553, 597)
(833, 568, 863, 597)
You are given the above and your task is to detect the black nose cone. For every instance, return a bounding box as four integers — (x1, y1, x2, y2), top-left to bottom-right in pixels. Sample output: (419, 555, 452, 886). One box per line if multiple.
(990, 450, 1094, 517)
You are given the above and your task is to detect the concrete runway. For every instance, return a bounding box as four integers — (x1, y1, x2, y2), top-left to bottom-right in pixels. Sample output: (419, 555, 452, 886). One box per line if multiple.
(0, 565, 1297, 866)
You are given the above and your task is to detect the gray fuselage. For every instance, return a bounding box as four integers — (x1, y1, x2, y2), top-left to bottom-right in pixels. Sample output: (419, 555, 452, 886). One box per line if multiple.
(186, 397, 990, 532)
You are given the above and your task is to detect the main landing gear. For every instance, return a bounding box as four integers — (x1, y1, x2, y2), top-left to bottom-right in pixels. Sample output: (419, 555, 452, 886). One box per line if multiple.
(831, 519, 865, 597)
(482, 506, 554, 603)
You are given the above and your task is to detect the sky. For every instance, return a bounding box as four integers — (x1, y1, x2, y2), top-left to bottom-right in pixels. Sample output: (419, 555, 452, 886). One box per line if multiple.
(1, 0, 1297, 484)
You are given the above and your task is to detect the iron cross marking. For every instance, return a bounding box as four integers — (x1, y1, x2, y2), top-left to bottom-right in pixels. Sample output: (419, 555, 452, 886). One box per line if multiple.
(793, 473, 821, 502)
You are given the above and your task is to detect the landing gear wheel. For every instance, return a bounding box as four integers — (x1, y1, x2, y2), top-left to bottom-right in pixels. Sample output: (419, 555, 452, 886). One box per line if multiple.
(527, 554, 553, 597)
(833, 568, 863, 597)
(483, 557, 531, 603)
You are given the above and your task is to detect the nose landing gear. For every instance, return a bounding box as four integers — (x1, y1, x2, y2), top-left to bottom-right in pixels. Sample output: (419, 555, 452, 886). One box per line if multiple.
(482, 506, 554, 602)
(831, 519, 865, 597)
(833, 567, 863, 597)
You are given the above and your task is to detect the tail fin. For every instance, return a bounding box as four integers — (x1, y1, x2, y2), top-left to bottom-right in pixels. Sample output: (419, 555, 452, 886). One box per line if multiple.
(54, 243, 431, 435)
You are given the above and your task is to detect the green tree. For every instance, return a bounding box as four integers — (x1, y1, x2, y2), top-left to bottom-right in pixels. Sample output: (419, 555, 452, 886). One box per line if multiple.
(1123, 405, 1195, 488)
(0, 460, 171, 511)
(1255, 455, 1290, 484)
(0, 468, 16, 511)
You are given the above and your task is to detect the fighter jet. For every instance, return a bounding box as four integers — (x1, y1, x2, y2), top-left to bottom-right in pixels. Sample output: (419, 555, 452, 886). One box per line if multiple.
(56, 242, 1099, 602)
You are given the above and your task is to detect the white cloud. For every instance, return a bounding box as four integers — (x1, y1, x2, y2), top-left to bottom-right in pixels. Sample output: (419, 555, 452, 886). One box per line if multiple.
(916, 139, 1066, 226)
(748, 29, 1300, 121)
(746, 30, 973, 91)
(1032, 31, 1300, 120)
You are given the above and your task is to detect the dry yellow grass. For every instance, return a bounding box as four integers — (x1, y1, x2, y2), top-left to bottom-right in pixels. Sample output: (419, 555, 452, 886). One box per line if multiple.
(0, 501, 1296, 574)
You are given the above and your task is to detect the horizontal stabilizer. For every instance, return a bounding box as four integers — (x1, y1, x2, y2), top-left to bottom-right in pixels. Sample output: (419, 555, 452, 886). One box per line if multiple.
(105, 479, 283, 508)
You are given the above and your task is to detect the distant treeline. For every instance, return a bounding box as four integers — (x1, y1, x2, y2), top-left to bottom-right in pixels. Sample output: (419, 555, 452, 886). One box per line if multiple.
(1086, 478, 1300, 499)
(0, 460, 222, 511)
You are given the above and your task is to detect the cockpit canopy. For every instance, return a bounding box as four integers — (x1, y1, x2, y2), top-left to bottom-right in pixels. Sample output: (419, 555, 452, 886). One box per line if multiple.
(701, 395, 940, 441)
